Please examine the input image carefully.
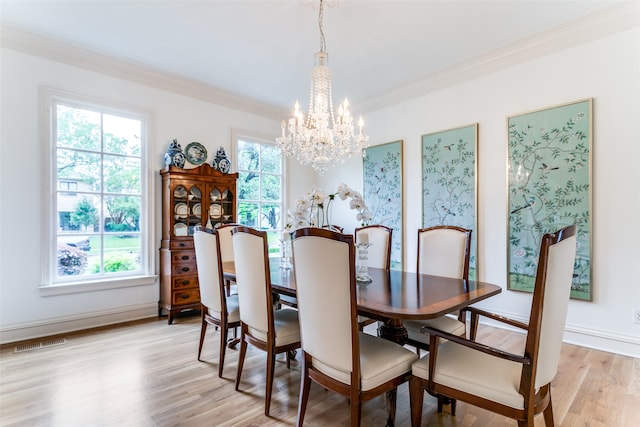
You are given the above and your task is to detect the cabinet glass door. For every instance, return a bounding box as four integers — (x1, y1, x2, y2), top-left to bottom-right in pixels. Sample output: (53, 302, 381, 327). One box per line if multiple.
(173, 185, 189, 237)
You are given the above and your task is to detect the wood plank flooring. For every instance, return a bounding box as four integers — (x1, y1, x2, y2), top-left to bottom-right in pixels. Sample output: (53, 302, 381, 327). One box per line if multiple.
(1, 315, 638, 426)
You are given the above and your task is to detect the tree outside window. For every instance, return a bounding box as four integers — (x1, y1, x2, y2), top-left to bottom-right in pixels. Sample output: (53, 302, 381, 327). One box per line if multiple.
(235, 137, 284, 254)
(54, 102, 144, 279)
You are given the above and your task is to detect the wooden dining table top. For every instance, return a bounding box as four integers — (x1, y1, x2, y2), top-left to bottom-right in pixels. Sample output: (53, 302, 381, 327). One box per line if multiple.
(222, 258, 502, 322)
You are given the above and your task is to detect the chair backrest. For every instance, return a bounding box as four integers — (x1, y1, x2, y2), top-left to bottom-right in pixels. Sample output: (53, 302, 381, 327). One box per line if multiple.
(355, 225, 392, 270)
(231, 226, 273, 337)
(193, 229, 225, 314)
(525, 225, 577, 390)
(417, 226, 471, 279)
(292, 227, 359, 376)
(216, 223, 241, 263)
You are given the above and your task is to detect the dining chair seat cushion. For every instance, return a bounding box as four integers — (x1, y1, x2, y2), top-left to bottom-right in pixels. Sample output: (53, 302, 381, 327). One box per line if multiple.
(208, 294, 241, 324)
(247, 307, 301, 347)
(412, 341, 526, 409)
(312, 332, 417, 391)
(403, 315, 465, 344)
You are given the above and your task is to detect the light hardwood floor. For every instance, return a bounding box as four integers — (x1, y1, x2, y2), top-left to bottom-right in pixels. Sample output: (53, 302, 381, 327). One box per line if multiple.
(1, 315, 638, 426)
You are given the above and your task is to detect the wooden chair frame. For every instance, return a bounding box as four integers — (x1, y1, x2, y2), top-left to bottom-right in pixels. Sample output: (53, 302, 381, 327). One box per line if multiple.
(215, 222, 241, 296)
(231, 226, 301, 416)
(292, 227, 413, 427)
(405, 225, 471, 352)
(410, 225, 577, 427)
(193, 228, 241, 378)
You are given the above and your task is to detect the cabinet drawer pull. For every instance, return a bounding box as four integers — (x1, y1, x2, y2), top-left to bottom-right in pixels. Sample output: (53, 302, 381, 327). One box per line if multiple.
(182, 267, 190, 272)
(181, 255, 189, 260)
(179, 242, 186, 247)
(181, 293, 190, 299)
(182, 280, 189, 285)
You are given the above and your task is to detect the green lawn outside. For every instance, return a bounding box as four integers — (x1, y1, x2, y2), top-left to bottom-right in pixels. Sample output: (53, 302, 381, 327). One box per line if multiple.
(88, 235, 140, 252)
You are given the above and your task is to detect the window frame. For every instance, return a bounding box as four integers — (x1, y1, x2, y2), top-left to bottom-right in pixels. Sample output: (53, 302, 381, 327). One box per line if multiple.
(40, 87, 156, 294)
(232, 128, 287, 235)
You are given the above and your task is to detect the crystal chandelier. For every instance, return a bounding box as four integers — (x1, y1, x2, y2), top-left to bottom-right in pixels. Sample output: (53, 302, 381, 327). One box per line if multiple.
(276, 0, 369, 175)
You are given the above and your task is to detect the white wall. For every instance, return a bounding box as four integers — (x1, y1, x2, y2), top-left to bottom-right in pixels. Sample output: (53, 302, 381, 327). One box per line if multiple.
(2, 25, 639, 357)
(325, 27, 640, 357)
(0, 48, 289, 342)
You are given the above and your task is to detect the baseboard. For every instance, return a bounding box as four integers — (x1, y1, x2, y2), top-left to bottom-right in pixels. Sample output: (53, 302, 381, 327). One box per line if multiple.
(0, 303, 159, 345)
(476, 315, 640, 359)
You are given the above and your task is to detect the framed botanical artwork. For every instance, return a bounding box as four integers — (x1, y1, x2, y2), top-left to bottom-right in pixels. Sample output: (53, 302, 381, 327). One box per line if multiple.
(422, 124, 478, 279)
(507, 98, 592, 300)
(363, 140, 403, 270)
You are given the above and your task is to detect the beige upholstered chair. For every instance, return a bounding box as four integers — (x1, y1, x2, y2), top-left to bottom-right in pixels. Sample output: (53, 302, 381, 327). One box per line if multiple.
(354, 225, 393, 331)
(291, 227, 417, 427)
(404, 226, 471, 353)
(215, 222, 241, 296)
(193, 228, 241, 378)
(410, 225, 577, 426)
(231, 226, 301, 416)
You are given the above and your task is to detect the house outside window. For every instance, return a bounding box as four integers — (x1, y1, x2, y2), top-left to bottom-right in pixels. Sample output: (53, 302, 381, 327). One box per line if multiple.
(42, 88, 154, 289)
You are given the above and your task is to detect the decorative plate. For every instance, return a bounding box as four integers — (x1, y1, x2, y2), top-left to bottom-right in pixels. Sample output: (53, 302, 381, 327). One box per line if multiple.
(174, 203, 188, 217)
(192, 203, 201, 217)
(189, 187, 201, 200)
(210, 203, 222, 218)
(173, 186, 187, 199)
(174, 223, 188, 236)
(185, 142, 207, 165)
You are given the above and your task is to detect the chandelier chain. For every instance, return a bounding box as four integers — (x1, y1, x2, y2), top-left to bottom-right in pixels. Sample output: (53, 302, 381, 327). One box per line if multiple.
(318, 0, 326, 52)
(276, 0, 368, 174)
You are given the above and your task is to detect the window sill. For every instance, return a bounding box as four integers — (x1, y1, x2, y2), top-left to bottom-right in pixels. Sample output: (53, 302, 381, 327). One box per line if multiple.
(40, 275, 157, 296)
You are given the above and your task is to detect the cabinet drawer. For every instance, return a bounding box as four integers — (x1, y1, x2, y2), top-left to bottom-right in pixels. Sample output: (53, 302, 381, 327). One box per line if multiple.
(172, 289, 200, 305)
(170, 240, 194, 250)
(173, 276, 198, 290)
(172, 251, 196, 263)
(172, 262, 197, 276)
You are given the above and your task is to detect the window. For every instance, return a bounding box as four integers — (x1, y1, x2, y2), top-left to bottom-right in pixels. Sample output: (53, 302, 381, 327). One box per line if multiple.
(234, 132, 285, 254)
(42, 88, 154, 289)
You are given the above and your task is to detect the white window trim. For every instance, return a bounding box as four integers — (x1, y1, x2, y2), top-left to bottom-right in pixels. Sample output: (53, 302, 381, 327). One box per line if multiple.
(39, 87, 156, 292)
(231, 128, 288, 230)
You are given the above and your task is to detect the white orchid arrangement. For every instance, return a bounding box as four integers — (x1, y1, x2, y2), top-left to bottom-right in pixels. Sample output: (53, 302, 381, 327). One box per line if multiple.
(285, 183, 372, 230)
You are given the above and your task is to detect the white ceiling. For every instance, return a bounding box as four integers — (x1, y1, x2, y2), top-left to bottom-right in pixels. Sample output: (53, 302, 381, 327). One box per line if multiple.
(0, 0, 627, 113)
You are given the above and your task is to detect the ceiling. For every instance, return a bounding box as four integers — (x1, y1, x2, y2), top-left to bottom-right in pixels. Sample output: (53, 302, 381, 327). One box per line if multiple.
(0, 0, 626, 114)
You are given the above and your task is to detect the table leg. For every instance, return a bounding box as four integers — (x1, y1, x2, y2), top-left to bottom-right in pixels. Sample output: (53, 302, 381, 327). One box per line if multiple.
(377, 318, 408, 346)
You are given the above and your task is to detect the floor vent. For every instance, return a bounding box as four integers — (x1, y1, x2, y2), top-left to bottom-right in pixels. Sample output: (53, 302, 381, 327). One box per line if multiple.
(14, 338, 67, 353)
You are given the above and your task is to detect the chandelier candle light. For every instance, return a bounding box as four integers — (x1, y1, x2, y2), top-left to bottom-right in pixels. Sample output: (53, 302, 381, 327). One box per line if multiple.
(276, 0, 369, 174)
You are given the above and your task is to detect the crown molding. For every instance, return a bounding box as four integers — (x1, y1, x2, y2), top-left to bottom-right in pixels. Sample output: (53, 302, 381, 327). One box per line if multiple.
(2, 2, 638, 118)
(0, 25, 286, 120)
(358, 1, 640, 113)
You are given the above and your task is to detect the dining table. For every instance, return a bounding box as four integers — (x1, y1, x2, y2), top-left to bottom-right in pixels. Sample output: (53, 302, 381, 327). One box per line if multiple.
(222, 257, 502, 345)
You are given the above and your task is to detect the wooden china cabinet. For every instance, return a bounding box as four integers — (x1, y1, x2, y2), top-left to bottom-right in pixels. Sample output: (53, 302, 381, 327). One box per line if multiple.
(159, 163, 238, 324)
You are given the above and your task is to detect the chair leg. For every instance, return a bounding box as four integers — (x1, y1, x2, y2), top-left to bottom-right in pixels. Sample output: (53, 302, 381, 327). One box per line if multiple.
(409, 377, 424, 427)
(542, 386, 555, 426)
(235, 336, 247, 391)
(218, 324, 228, 378)
(296, 356, 312, 427)
(451, 398, 457, 416)
(385, 388, 398, 427)
(197, 318, 208, 361)
(265, 348, 276, 416)
(350, 397, 362, 427)
(437, 396, 443, 413)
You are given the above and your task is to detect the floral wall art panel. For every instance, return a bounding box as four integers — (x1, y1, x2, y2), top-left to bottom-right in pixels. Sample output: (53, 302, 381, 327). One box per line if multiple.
(422, 124, 477, 279)
(363, 140, 403, 270)
(507, 98, 592, 301)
